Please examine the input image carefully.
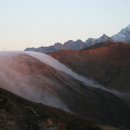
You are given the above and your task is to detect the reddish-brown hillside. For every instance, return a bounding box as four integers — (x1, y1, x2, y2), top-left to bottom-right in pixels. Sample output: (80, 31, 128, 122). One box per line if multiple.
(1, 51, 130, 129)
(50, 42, 130, 92)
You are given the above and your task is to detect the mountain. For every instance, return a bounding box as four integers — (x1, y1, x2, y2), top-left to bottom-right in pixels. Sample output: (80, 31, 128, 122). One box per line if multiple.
(112, 25, 130, 42)
(25, 40, 85, 53)
(50, 42, 130, 93)
(25, 25, 130, 53)
(84, 38, 96, 47)
(0, 51, 130, 129)
(96, 34, 111, 43)
(0, 88, 101, 130)
(83, 34, 111, 48)
(1, 88, 125, 130)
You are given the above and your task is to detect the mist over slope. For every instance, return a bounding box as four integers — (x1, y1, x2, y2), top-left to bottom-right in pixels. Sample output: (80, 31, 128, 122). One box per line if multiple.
(0, 50, 130, 128)
(50, 42, 130, 92)
(0, 88, 101, 130)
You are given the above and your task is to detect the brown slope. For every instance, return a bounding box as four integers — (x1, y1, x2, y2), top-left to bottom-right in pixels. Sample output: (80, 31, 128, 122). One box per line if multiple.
(0, 88, 101, 130)
(50, 42, 130, 92)
(0, 88, 128, 130)
(1, 52, 130, 129)
(16, 53, 130, 129)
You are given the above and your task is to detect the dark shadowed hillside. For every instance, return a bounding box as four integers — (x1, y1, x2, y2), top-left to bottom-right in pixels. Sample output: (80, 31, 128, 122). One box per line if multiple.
(0, 88, 103, 130)
(25, 25, 130, 54)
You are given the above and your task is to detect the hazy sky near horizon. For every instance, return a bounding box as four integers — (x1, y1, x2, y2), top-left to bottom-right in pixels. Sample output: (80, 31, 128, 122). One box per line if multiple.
(0, 0, 130, 50)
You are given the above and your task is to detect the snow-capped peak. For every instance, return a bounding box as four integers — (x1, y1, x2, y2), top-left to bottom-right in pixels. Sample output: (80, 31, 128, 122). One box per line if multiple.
(127, 24, 130, 29)
(96, 34, 110, 43)
(111, 24, 130, 42)
(102, 34, 108, 37)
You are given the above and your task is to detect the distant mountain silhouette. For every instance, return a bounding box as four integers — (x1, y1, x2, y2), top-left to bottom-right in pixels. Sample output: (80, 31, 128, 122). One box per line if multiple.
(112, 25, 130, 42)
(25, 25, 130, 53)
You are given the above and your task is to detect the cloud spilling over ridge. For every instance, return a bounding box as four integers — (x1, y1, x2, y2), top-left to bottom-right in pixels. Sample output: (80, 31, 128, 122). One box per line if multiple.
(0, 51, 69, 111)
(25, 51, 130, 100)
(25, 52, 116, 91)
(0, 51, 118, 94)
(25, 51, 106, 89)
(0, 51, 130, 112)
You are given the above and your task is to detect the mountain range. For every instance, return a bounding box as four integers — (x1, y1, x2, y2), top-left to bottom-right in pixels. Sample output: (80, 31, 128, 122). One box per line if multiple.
(25, 25, 130, 53)
(1, 42, 130, 129)
(1, 24, 130, 130)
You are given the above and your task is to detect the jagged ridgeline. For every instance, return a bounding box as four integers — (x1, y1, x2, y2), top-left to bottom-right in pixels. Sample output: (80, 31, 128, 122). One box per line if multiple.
(25, 25, 130, 53)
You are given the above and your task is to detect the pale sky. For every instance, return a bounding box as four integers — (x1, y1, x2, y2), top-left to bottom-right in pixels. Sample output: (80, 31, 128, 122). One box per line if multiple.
(0, 0, 130, 50)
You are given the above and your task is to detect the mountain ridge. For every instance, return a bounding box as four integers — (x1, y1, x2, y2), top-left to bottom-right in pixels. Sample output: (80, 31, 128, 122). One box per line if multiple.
(0, 88, 101, 130)
(0, 51, 130, 129)
(50, 42, 130, 92)
(25, 25, 130, 53)
(1, 87, 125, 130)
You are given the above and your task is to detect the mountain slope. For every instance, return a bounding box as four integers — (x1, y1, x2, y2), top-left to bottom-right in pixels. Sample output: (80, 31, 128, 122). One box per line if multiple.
(50, 42, 130, 92)
(0, 88, 101, 130)
(25, 25, 130, 53)
(0, 51, 130, 129)
(112, 25, 130, 42)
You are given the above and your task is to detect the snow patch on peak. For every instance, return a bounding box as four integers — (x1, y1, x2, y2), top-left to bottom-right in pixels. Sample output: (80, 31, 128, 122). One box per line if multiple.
(111, 24, 130, 42)
(127, 24, 130, 29)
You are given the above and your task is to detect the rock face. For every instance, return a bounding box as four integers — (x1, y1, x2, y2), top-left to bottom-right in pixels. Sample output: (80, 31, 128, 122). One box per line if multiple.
(25, 25, 130, 53)
(112, 25, 130, 42)
(96, 34, 111, 43)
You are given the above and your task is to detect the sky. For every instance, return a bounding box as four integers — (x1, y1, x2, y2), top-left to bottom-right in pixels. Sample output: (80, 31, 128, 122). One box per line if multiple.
(0, 0, 130, 50)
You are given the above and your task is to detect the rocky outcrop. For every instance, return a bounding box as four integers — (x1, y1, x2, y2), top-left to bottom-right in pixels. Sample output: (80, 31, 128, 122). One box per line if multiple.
(112, 25, 130, 42)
